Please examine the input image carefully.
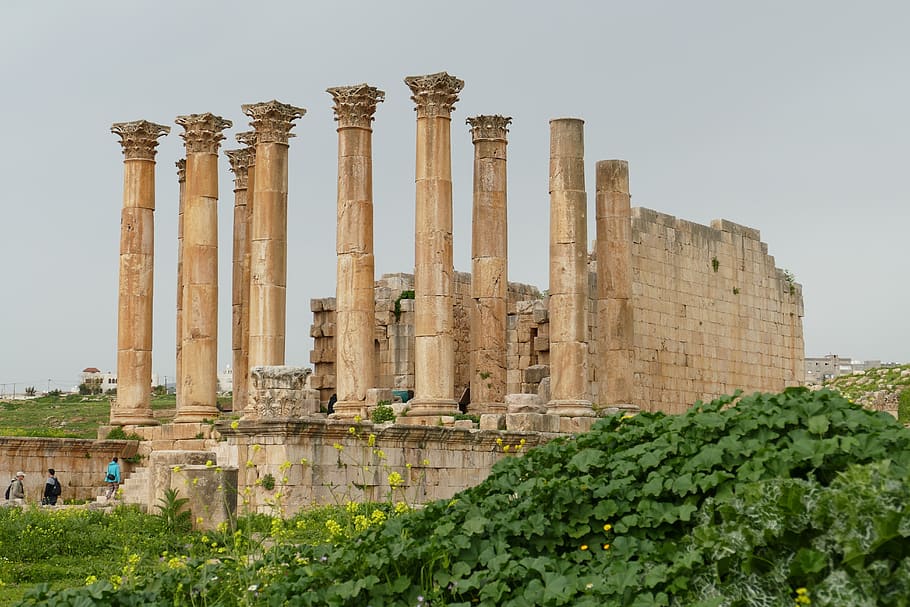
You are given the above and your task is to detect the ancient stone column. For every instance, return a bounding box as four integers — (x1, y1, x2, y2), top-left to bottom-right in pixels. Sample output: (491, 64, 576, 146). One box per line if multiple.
(235, 132, 257, 416)
(175, 113, 232, 422)
(595, 160, 634, 408)
(547, 118, 594, 417)
(226, 147, 254, 413)
(175, 159, 186, 409)
(404, 71, 464, 420)
(467, 115, 511, 414)
(110, 120, 170, 426)
(242, 101, 305, 370)
(327, 84, 385, 419)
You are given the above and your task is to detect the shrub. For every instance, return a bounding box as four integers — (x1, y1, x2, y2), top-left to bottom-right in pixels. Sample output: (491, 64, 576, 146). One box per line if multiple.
(370, 402, 395, 423)
(899, 388, 910, 424)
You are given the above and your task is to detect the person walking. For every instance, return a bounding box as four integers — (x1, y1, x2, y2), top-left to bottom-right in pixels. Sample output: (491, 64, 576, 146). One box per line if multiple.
(43, 468, 62, 505)
(9, 472, 26, 504)
(104, 457, 121, 500)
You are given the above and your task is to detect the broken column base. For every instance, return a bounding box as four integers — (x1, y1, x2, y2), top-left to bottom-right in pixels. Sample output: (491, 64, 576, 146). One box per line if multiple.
(500, 393, 597, 433)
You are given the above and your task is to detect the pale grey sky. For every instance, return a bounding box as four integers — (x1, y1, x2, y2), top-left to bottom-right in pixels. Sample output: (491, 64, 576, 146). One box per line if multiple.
(1, 1, 908, 393)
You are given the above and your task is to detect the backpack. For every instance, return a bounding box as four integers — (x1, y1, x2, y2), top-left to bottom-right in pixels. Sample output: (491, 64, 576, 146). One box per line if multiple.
(52, 478, 62, 497)
(4, 480, 12, 500)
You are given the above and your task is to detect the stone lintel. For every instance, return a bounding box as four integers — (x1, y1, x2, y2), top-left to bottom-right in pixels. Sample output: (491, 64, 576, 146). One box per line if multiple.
(405, 71, 464, 118)
(111, 120, 170, 160)
(225, 148, 254, 190)
(467, 115, 512, 143)
(175, 113, 232, 154)
(327, 83, 385, 129)
(241, 100, 306, 145)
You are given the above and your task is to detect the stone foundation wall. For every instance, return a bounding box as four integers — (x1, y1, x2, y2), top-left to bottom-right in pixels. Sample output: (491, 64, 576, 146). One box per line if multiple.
(218, 418, 552, 513)
(0, 438, 138, 502)
(626, 209, 804, 413)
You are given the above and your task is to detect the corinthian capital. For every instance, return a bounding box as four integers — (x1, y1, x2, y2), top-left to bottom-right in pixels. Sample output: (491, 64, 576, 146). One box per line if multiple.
(467, 115, 512, 143)
(405, 72, 464, 118)
(241, 100, 306, 145)
(176, 158, 186, 183)
(225, 148, 254, 190)
(175, 113, 232, 154)
(111, 120, 170, 160)
(326, 84, 385, 129)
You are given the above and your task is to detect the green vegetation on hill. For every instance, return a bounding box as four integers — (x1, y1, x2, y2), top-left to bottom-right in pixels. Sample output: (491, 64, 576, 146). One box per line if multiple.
(0, 395, 179, 439)
(15, 388, 910, 606)
(822, 364, 910, 419)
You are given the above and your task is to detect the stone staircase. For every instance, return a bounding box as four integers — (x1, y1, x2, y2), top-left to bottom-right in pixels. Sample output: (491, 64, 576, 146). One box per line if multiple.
(119, 466, 151, 510)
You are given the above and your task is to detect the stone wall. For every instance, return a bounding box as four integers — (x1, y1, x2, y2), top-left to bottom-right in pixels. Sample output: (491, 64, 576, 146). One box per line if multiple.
(217, 418, 551, 514)
(624, 209, 804, 413)
(0, 438, 138, 502)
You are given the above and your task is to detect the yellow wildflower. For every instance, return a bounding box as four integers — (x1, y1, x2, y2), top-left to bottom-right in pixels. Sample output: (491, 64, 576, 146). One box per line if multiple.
(580, 544, 588, 551)
(230, 420, 239, 430)
(388, 471, 404, 488)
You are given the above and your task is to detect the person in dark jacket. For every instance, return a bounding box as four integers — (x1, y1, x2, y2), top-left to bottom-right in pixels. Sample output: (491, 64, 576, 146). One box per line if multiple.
(43, 468, 61, 505)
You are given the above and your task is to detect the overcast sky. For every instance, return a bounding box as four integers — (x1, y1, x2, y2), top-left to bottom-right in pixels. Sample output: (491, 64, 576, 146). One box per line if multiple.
(1, 1, 908, 393)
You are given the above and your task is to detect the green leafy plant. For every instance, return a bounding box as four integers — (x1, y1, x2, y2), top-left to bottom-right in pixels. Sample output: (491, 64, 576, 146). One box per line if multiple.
(105, 427, 143, 441)
(711, 256, 719, 272)
(259, 473, 276, 491)
(370, 402, 396, 423)
(156, 488, 192, 534)
(732, 286, 740, 295)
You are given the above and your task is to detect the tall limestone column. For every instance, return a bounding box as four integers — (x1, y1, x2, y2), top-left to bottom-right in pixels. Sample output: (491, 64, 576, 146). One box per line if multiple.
(175, 113, 232, 422)
(404, 71, 464, 420)
(175, 159, 186, 409)
(547, 118, 594, 417)
(226, 147, 254, 412)
(327, 84, 385, 419)
(242, 101, 305, 370)
(110, 120, 170, 426)
(595, 160, 634, 408)
(467, 115, 511, 414)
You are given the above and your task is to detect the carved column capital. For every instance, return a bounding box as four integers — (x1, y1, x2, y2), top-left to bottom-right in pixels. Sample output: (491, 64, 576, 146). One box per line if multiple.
(405, 71, 464, 118)
(225, 148, 254, 190)
(241, 100, 306, 145)
(175, 158, 186, 183)
(235, 132, 258, 165)
(111, 120, 170, 160)
(467, 115, 512, 143)
(327, 84, 385, 129)
(175, 113, 232, 154)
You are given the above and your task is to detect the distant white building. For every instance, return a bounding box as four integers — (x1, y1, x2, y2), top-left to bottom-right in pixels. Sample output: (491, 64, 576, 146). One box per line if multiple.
(80, 367, 160, 393)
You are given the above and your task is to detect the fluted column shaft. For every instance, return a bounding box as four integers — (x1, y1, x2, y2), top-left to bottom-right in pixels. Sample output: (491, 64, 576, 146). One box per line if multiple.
(227, 148, 254, 412)
(467, 115, 511, 414)
(175, 159, 186, 409)
(547, 118, 594, 416)
(243, 101, 305, 370)
(328, 85, 384, 419)
(111, 120, 169, 426)
(595, 160, 634, 407)
(405, 72, 464, 419)
(175, 113, 231, 422)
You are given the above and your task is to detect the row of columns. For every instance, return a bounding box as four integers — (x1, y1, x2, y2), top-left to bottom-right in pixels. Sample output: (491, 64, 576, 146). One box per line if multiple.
(109, 72, 634, 426)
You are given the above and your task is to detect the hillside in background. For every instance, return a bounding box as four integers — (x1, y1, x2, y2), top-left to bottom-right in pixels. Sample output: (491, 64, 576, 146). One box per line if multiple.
(822, 363, 910, 419)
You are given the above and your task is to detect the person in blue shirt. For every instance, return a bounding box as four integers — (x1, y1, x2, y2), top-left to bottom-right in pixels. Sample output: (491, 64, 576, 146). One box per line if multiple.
(104, 457, 121, 499)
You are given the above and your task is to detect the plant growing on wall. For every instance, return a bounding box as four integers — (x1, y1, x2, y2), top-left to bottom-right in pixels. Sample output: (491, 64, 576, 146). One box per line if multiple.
(711, 256, 719, 272)
(393, 290, 415, 321)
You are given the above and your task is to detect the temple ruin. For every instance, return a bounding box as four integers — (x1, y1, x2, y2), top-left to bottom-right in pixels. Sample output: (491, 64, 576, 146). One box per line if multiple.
(95, 71, 804, 524)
